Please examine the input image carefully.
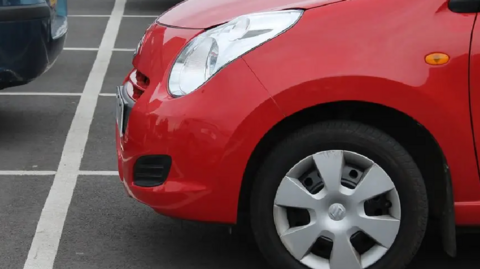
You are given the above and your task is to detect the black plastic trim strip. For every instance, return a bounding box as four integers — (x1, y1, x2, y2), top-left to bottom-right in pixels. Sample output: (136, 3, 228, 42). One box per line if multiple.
(449, 0, 480, 13)
(117, 84, 135, 135)
(0, 3, 51, 22)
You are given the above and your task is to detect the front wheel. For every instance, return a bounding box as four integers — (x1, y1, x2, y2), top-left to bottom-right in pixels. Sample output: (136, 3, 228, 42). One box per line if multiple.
(250, 121, 428, 269)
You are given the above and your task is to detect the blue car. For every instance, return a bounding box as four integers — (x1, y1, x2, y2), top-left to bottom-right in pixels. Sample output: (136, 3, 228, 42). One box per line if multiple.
(0, 0, 68, 90)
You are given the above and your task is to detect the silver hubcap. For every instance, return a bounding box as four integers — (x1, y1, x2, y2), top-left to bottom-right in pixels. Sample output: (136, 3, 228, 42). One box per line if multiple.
(273, 150, 401, 269)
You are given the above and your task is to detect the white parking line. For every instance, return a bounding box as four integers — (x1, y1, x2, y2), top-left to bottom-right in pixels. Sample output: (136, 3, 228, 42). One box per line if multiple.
(69, 14, 157, 18)
(113, 48, 136, 52)
(0, 92, 82, 96)
(79, 171, 119, 176)
(63, 47, 98, 51)
(0, 170, 119, 176)
(64, 47, 135, 52)
(68, 14, 110, 18)
(0, 92, 116, 97)
(123, 15, 158, 18)
(22, 0, 126, 268)
(0, 171, 57, 176)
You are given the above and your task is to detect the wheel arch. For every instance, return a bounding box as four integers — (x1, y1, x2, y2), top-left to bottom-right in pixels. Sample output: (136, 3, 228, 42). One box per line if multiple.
(237, 100, 456, 256)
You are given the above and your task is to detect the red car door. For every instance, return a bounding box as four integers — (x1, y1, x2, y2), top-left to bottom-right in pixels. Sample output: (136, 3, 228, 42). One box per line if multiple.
(470, 12, 480, 179)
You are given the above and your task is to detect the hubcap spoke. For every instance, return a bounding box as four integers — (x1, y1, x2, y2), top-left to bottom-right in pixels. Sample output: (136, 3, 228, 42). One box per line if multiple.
(355, 214, 400, 248)
(280, 223, 321, 260)
(275, 176, 321, 209)
(313, 150, 344, 193)
(330, 232, 362, 269)
(351, 164, 395, 203)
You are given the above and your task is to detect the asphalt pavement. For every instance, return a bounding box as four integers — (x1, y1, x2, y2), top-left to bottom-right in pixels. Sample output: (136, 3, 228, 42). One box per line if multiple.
(0, 0, 480, 268)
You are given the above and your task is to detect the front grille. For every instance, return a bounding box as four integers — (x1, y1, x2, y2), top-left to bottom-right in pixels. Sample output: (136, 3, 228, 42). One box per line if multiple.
(127, 69, 150, 101)
(133, 155, 172, 187)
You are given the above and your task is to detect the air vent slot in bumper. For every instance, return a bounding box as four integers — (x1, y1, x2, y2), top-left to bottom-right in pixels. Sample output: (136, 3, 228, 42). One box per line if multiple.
(133, 155, 172, 187)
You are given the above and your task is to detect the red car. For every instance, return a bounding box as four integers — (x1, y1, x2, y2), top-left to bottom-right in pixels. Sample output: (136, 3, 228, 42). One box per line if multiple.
(115, 0, 480, 268)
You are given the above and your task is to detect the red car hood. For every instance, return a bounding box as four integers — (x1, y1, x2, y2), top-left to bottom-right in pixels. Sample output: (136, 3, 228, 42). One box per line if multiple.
(157, 0, 343, 29)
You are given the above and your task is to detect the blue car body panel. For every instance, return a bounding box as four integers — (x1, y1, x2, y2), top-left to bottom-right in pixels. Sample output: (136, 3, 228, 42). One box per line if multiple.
(0, 0, 68, 89)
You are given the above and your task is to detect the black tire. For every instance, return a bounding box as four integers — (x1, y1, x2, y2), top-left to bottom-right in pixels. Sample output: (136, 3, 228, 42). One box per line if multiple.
(250, 120, 428, 269)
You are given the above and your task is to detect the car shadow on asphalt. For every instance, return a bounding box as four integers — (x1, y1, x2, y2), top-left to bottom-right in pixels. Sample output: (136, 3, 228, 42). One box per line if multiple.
(122, 218, 270, 269)
(410, 232, 480, 269)
(126, 217, 480, 269)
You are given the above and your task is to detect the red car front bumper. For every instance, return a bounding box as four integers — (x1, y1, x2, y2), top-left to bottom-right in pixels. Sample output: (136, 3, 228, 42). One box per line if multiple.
(115, 23, 284, 224)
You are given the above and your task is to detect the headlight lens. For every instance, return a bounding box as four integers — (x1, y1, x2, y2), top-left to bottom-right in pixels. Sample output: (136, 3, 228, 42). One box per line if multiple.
(167, 10, 304, 97)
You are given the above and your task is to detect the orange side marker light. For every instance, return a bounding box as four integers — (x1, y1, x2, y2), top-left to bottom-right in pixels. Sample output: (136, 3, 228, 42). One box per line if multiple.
(425, 53, 449, 65)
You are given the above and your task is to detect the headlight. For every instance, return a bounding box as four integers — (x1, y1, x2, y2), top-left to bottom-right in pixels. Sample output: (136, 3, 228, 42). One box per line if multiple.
(167, 10, 304, 97)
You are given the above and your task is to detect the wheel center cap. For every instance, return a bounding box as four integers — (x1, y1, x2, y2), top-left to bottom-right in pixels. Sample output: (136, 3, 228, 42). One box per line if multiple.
(328, 203, 346, 221)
